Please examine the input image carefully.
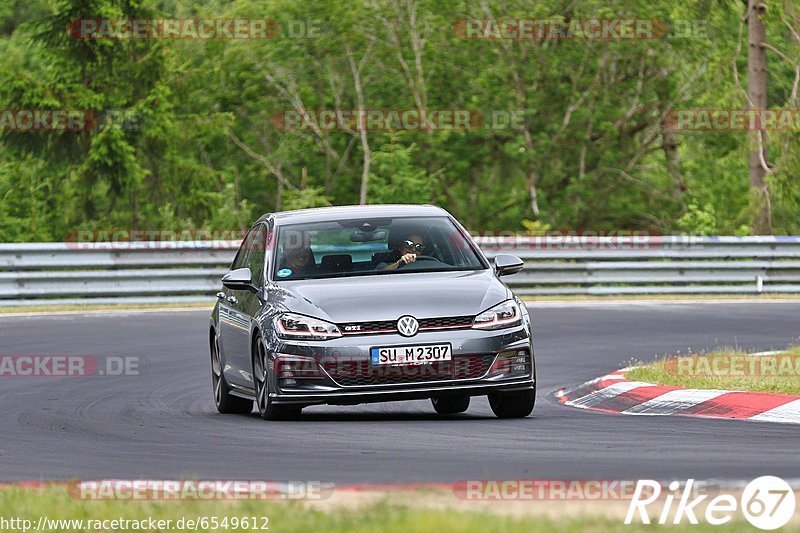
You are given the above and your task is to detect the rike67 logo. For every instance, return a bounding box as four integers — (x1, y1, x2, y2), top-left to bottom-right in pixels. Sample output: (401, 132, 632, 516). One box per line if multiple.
(626, 477, 796, 530)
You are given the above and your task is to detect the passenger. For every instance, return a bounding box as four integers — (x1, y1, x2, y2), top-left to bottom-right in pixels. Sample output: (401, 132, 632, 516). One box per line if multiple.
(377, 233, 427, 271)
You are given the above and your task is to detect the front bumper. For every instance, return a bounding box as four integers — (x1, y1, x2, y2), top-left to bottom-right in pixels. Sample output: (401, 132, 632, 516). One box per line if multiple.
(270, 378, 534, 405)
(268, 324, 535, 406)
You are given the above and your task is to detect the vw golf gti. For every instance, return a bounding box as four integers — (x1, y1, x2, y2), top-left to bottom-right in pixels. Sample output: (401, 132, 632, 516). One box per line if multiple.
(209, 204, 535, 420)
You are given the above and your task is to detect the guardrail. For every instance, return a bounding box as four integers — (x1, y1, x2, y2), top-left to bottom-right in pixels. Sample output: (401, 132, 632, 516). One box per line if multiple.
(477, 235, 800, 296)
(1, 236, 799, 306)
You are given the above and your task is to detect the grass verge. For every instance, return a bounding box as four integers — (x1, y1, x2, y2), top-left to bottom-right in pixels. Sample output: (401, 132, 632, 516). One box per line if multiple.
(627, 347, 800, 395)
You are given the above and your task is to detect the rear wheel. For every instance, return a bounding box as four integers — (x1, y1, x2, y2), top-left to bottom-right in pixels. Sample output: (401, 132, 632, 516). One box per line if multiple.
(253, 336, 302, 421)
(211, 334, 253, 414)
(431, 395, 470, 415)
(488, 388, 535, 419)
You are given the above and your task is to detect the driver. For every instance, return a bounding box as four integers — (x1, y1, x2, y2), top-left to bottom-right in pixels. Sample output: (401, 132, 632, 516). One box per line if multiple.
(377, 233, 427, 271)
(277, 243, 316, 278)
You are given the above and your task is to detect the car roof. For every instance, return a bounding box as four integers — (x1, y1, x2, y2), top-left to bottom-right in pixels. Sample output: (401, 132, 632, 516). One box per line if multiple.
(262, 204, 452, 226)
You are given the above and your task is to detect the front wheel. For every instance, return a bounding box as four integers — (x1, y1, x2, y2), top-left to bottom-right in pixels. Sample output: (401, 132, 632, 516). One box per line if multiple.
(431, 395, 470, 414)
(211, 335, 253, 414)
(488, 388, 535, 419)
(253, 336, 302, 421)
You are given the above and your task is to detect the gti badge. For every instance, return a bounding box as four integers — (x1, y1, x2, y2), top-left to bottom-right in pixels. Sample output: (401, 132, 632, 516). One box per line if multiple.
(397, 315, 419, 337)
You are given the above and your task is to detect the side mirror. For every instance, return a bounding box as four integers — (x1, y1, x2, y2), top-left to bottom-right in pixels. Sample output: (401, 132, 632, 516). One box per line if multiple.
(222, 267, 258, 293)
(494, 254, 524, 276)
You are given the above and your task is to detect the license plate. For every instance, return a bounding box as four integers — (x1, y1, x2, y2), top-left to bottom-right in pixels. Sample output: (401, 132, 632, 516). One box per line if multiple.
(370, 343, 452, 366)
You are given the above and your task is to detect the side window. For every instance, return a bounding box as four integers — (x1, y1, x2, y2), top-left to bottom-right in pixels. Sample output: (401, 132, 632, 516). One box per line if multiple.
(231, 228, 257, 271)
(246, 225, 268, 288)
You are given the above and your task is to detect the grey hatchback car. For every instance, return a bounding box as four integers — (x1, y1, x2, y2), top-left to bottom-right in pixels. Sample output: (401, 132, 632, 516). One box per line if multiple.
(209, 205, 535, 420)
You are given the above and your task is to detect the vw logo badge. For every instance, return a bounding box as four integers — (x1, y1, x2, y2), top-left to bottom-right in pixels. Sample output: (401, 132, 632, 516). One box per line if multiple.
(397, 315, 419, 337)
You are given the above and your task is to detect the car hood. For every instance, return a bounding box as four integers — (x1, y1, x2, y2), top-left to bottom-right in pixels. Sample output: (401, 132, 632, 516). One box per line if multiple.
(270, 269, 510, 323)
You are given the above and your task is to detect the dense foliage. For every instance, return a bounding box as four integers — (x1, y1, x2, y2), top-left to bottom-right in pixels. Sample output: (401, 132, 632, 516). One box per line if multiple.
(1, 0, 798, 240)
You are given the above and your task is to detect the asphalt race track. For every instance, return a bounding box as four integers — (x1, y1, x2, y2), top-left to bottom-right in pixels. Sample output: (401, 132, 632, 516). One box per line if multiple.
(0, 302, 798, 483)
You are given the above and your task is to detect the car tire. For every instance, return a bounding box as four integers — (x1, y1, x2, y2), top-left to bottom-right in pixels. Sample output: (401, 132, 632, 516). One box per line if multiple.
(431, 395, 470, 415)
(253, 336, 302, 421)
(488, 388, 536, 419)
(211, 334, 253, 414)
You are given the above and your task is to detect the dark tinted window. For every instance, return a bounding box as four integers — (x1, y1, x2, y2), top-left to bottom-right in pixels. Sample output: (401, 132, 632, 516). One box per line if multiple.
(245, 225, 268, 287)
(273, 216, 485, 280)
(231, 228, 257, 271)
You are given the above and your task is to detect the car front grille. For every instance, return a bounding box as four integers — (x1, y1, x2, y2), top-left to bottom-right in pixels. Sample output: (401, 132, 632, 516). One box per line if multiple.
(338, 315, 474, 335)
(340, 319, 396, 334)
(418, 316, 474, 329)
(321, 354, 495, 387)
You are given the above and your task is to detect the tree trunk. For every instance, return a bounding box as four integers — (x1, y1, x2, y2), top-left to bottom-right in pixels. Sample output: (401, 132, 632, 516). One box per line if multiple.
(347, 45, 371, 205)
(527, 170, 541, 217)
(357, 127, 370, 205)
(274, 172, 282, 211)
(654, 68, 685, 207)
(324, 151, 332, 196)
(748, 0, 772, 234)
(131, 189, 139, 231)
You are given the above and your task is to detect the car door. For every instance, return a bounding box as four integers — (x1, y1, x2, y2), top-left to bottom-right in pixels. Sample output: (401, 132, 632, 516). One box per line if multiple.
(230, 223, 269, 383)
(218, 226, 262, 386)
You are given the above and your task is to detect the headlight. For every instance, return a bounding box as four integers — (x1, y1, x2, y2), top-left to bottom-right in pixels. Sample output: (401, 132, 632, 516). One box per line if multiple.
(472, 300, 522, 330)
(275, 313, 342, 340)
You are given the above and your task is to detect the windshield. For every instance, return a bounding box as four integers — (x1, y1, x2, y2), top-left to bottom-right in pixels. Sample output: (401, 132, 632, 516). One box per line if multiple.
(272, 216, 486, 281)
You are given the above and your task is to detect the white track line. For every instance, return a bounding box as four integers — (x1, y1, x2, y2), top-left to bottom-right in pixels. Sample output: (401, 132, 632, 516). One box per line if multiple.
(565, 381, 655, 409)
(750, 399, 800, 424)
(623, 389, 730, 416)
